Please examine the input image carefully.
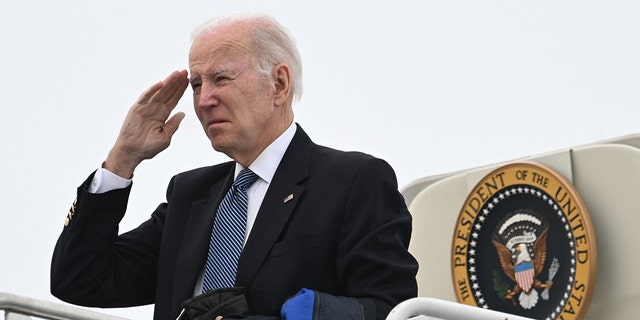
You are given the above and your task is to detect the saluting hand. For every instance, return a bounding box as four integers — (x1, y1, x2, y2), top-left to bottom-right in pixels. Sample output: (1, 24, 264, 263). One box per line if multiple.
(104, 70, 189, 178)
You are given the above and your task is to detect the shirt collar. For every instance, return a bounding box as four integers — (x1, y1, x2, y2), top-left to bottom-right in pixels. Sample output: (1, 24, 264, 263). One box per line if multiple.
(234, 122, 297, 183)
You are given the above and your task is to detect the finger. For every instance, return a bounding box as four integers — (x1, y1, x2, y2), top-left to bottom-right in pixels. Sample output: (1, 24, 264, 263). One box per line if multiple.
(136, 80, 164, 105)
(167, 70, 189, 104)
(164, 72, 189, 109)
(155, 76, 188, 118)
(149, 70, 188, 104)
(163, 112, 186, 137)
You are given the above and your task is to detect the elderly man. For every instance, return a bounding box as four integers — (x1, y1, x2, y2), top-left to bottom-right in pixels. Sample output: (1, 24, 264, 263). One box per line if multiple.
(51, 14, 418, 320)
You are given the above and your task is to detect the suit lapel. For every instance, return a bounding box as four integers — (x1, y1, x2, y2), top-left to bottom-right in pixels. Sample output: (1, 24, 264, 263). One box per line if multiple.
(235, 126, 313, 287)
(172, 166, 234, 301)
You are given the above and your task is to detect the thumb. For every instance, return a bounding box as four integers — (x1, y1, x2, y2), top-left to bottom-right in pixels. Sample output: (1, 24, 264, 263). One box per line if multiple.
(163, 112, 186, 137)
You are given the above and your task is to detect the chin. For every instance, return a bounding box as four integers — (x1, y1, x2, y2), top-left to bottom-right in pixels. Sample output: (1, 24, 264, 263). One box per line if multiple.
(209, 140, 230, 154)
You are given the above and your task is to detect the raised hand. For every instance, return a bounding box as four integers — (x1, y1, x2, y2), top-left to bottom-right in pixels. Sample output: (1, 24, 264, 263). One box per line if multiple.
(104, 70, 189, 178)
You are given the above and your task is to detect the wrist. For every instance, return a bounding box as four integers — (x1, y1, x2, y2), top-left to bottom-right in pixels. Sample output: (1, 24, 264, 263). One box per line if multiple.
(104, 149, 140, 179)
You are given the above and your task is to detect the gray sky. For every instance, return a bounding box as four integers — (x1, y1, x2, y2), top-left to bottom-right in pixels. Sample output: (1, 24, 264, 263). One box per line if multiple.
(1, 1, 639, 318)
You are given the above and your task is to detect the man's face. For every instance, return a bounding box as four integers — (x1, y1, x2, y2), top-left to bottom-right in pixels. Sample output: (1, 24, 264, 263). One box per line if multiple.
(189, 26, 277, 162)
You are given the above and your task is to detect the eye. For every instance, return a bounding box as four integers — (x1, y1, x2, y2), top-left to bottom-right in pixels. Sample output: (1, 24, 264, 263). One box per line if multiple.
(190, 82, 201, 94)
(214, 75, 231, 84)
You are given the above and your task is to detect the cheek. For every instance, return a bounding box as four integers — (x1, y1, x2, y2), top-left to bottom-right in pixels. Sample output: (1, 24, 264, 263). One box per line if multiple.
(192, 94, 201, 109)
(193, 106, 206, 125)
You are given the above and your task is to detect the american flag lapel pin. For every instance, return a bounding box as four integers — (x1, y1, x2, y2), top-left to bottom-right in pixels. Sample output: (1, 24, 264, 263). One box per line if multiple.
(283, 193, 294, 203)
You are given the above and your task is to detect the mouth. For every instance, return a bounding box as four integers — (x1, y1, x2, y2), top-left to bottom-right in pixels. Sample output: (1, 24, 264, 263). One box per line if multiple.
(207, 119, 229, 126)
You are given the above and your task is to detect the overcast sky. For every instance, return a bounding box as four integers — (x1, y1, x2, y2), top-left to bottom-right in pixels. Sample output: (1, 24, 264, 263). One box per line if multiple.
(1, 1, 639, 318)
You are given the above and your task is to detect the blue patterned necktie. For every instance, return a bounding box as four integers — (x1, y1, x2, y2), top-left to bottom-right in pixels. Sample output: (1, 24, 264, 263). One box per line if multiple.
(202, 168, 258, 292)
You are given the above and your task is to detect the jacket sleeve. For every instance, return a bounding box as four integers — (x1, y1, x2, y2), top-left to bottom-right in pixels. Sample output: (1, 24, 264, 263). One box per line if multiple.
(337, 157, 419, 319)
(50, 171, 168, 307)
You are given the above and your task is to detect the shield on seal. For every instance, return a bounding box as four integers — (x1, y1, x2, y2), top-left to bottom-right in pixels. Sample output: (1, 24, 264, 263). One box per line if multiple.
(515, 261, 535, 292)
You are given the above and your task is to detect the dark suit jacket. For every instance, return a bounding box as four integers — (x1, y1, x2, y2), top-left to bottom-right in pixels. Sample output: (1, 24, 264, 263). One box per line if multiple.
(51, 125, 418, 319)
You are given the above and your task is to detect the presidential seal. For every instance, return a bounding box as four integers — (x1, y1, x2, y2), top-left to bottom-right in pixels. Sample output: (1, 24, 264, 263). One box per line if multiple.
(451, 162, 597, 320)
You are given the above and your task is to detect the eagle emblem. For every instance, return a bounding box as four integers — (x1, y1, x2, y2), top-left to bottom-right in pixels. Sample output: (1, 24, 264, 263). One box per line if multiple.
(492, 212, 554, 309)
(452, 163, 596, 319)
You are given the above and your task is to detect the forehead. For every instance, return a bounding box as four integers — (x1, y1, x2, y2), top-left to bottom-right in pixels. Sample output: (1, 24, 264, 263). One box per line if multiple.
(188, 25, 255, 73)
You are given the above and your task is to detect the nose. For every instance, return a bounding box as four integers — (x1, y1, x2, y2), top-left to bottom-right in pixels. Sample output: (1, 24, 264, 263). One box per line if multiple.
(194, 82, 219, 109)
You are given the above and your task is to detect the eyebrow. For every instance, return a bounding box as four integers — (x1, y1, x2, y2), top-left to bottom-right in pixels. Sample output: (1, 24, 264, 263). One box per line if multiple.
(190, 68, 232, 83)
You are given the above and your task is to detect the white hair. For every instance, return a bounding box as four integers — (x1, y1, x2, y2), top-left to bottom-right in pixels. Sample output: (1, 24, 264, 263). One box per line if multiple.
(191, 13, 303, 102)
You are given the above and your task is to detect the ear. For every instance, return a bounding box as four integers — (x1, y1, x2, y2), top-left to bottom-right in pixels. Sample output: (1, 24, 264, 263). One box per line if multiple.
(272, 63, 292, 106)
